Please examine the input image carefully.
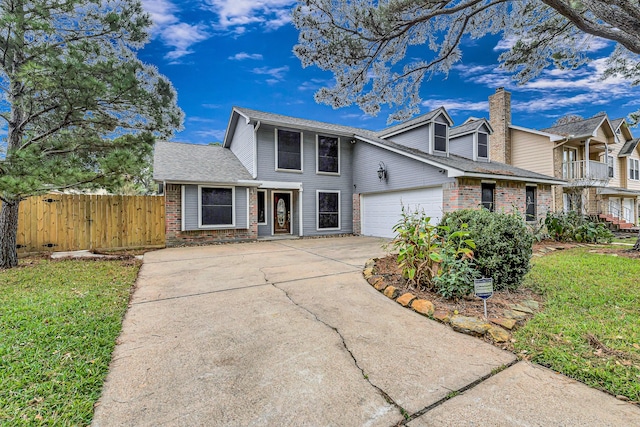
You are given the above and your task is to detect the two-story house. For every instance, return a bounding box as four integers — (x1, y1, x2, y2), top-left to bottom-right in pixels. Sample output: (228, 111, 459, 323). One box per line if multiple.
(488, 88, 640, 228)
(154, 106, 563, 246)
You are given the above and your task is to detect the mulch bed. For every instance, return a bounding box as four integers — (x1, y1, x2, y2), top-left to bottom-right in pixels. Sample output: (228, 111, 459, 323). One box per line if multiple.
(373, 255, 542, 351)
(373, 241, 639, 351)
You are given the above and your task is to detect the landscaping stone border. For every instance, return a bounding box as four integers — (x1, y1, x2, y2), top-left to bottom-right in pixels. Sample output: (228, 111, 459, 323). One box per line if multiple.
(363, 258, 540, 344)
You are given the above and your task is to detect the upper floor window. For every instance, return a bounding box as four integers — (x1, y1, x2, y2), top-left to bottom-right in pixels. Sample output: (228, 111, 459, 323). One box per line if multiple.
(317, 135, 339, 174)
(607, 155, 614, 178)
(477, 132, 488, 159)
(630, 158, 640, 181)
(276, 129, 302, 171)
(200, 187, 234, 227)
(481, 183, 495, 212)
(434, 123, 447, 153)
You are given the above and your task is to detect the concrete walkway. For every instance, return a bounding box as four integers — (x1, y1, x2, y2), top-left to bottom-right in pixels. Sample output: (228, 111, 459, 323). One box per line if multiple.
(92, 236, 640, 426)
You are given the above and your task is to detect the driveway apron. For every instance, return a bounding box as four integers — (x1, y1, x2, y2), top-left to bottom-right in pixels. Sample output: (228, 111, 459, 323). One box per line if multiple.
(92, 236, 640, 426)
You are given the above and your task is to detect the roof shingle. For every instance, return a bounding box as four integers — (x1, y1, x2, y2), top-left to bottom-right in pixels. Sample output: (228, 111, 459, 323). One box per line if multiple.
(153, 141, 252, 184)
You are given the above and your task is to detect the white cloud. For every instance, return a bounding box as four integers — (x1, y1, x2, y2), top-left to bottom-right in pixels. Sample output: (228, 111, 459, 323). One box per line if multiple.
(229, 52, 264, 61)
(455, 56, 639, 115)
(194, 129, 226, 141)
(162, 23, 209, 60)
(142, 0, 210, 60)
(421, 99, 489, 112)
(205, 0, 295, 32)
(252, 65, 289, 81)
(494, 34, 609, 53)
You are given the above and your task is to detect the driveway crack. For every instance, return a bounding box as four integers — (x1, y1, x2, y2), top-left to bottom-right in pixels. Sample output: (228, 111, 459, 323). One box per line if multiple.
(271, 283, 406, 418)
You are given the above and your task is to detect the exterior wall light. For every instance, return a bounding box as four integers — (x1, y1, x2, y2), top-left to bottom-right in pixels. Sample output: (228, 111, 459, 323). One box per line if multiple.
(377, 162, 388, 182)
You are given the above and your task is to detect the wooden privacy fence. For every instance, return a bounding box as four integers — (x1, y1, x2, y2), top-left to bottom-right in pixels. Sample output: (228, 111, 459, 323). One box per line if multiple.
(2, 193, 165, 253)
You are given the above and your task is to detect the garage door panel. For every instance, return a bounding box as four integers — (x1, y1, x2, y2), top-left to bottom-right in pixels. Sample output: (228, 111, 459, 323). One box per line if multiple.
(361, 187, 443, 238)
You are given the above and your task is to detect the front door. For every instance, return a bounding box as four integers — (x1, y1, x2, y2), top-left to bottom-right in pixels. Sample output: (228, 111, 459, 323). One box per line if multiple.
(273, 192, 291, 234)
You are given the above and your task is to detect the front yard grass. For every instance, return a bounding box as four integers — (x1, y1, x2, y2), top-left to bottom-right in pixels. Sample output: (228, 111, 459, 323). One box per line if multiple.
(0, 258, 140, 426)
(515, 247, 640, 402)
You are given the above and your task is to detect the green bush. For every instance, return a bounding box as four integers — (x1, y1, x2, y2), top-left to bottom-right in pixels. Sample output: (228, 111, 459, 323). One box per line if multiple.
(392, 206, 477, 298)
(543, 211, 613, 243)
(440, 209, 533, 291)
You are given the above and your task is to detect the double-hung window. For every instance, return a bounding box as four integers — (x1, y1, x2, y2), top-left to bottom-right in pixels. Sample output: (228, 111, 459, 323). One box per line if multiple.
(434, 123, 447, 153)
(630, 158, 640, 181)
(477, 132, 488, 159)
(481, 183, 495, 212)
(276, 129, 302, 171)
(200, 187, 234, 227)
(317, 190, 340, 230)
(317, 135, 339, 174)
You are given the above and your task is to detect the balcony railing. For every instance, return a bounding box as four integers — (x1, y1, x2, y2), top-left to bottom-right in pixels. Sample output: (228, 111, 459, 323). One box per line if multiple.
(562, 160, 610, 183)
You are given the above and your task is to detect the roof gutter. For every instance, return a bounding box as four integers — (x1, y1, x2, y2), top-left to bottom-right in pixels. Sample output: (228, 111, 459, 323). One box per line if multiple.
(459, 172, 566, 185)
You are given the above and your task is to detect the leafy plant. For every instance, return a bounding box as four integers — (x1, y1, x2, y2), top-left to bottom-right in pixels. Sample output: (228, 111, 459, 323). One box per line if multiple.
(543, 211, 613, 243)
(440, 209, 533, 291)
(433, 225, 480, 299)
(392, 206, 442, 288)
(392, 206, 477, 298)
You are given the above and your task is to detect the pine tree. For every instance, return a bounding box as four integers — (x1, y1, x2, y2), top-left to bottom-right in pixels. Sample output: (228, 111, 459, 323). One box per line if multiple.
(0, 0, 184, 268)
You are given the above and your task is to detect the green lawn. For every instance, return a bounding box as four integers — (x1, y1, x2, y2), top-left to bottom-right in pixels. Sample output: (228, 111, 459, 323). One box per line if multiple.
(0, 258, 140, 426)
(515, 248, 640, 401)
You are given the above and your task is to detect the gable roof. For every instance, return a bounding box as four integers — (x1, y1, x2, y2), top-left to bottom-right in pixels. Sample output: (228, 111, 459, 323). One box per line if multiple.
(224, 107, 368, 147)
(450, 118, 493, 138)
(542, 114, 613, 139)
(618, 138, 640, 157)
(376, 107, 453, 138)
(153, 140, 253, 184)
(219, 106, 562, 184)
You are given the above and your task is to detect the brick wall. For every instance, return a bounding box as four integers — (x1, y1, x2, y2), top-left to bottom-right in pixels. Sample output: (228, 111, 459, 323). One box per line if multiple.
(164, 184, 258, 246)
(352, 194, 361, 235)
(443, 179, 553, 223)
(488, 88, 512, 164)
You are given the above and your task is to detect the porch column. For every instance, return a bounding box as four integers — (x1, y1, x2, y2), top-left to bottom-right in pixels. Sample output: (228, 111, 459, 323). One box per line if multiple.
(584, 139, 590, 178)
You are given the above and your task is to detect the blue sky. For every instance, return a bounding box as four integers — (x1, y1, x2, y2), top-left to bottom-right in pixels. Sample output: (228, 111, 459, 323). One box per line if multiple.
(140, 0, 640, 145)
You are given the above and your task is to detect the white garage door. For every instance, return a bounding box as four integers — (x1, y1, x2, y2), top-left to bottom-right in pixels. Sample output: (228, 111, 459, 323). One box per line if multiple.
(361, 187, 443, 238)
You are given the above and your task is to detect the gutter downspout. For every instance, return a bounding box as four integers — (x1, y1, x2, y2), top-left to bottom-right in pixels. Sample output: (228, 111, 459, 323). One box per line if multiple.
(253, 121, 261, 179)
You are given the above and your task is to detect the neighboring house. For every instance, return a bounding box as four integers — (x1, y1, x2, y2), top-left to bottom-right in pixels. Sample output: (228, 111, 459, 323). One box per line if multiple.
(488, 88, 640, 227)
(154, 106, 564, 246)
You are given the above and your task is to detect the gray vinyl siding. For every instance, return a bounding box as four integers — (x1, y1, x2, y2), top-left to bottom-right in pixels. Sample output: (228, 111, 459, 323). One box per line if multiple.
(183, 184, 249, 230)
(229, 119, 255, 176)
(255, 125, 354, 236)
(385, 124, 430, 152)
(449, 134, 474, 159)
(353, 141, 453, 195)
(434, 113, 449, 124)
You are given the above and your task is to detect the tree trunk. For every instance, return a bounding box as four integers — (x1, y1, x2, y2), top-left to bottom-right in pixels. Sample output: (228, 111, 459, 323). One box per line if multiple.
(0, 199, 20, 269)
(634, 231, 640, 251)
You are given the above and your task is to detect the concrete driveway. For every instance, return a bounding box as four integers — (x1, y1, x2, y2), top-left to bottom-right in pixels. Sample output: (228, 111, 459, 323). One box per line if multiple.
(93, 236, 640, 426)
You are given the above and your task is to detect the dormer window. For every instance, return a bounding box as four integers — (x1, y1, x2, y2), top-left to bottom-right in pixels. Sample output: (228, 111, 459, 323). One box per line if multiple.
(477, 132, 488, 159)
(434, 123, 447, 153)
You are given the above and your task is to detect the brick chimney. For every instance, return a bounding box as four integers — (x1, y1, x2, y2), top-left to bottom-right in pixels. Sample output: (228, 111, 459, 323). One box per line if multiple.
(489, 87, 512, 164)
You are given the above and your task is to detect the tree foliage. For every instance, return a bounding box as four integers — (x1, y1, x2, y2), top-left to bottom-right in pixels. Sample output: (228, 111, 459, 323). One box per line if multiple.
(293, 0, 640, 122)
(0, 0, 184, 268)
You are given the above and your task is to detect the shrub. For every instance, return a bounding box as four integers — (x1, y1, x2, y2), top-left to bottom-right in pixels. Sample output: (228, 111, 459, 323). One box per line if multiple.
(392, 206, 477, 298)
(440, 209, 533, 291)
(543, 211, 613, 243)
